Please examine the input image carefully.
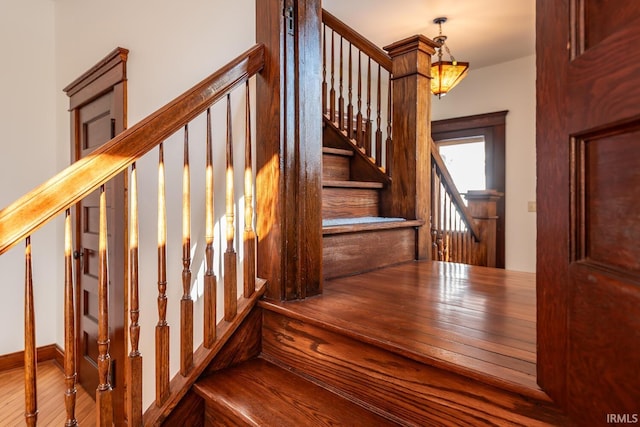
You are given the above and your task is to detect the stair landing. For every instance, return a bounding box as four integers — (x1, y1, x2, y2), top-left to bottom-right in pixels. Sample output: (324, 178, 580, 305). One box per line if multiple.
(260, 260, 567, 425)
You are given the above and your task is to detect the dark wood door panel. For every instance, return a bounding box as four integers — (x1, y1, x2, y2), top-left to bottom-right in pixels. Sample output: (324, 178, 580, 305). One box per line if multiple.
(568, 263, 640, 424)
(582, 0, 640, 50)
(569, 16, 640, 133)
(79, 92, 113, 154)
(576, 128, 640, 273)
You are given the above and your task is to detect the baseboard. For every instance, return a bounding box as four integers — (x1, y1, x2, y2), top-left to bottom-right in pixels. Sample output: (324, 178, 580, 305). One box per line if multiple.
(0, 344, 63, 372)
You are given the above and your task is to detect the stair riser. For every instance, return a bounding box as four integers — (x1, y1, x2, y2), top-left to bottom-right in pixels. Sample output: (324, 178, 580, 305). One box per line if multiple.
(262, 310, 564, 427)
(322, 187, 379, 218)
(323, 153, 350, 181)
(323, 227, 415, 279)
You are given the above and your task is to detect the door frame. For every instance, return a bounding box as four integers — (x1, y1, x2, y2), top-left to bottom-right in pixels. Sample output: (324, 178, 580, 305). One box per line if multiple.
(432, 111, 507, 268)
(63, 47, 128, 423)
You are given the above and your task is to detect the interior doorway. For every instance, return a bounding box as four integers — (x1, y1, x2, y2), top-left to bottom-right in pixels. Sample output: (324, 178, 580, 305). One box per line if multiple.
(432, 111, 507, 268)
(63, 47, 128, 425)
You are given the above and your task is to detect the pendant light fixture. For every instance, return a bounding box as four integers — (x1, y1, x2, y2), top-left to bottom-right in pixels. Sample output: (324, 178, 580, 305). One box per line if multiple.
(431, 17, 469, 98)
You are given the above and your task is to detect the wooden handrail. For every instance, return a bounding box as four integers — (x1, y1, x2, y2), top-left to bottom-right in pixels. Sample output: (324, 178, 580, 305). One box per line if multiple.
(430, 140, 481, 241)
(322, 10, 392, 72)
(0, 44, 265, 256)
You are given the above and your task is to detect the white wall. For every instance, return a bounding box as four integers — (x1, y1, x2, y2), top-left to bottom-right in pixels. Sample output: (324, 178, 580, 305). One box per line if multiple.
(0, 1, 59, 355)
(54, 0, 256, 410)
(432, 55, 536, 272)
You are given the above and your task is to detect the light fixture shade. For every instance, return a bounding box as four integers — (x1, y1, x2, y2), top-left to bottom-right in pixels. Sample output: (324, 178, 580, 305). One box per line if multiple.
(430, 60, 469, 97)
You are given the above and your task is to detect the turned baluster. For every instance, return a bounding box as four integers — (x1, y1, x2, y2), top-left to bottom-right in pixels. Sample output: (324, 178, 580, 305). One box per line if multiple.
(181, 125, 194, 376)
(244, 82, 256, 298)
(338, 36, 345, 130)
(156, 144, 170, 406)
(225, 95, 238, 321)
(127, 163, 143, 426)
(431, 163, 439, 260)
(322, 24, 327, 115)
(347, 43, 354, 140)
(329, 29, 336, 121)
(375, 64, 383, 167)
(24, 236, 37, 427)
(64, 210, 77, 427)
(204, 108, 218, 347)
(356, 51, 363, 149)
(385, 78, 392, 175)
(96, 185, 113, 426)
(365, 57, 372, 156)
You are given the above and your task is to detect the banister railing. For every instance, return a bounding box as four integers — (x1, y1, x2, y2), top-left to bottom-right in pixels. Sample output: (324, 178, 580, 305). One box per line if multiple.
(1, 44, 266, 426)
(0, 44, 264, 256)
(430, 141, 482, 264)
(322, 10, 393, 175)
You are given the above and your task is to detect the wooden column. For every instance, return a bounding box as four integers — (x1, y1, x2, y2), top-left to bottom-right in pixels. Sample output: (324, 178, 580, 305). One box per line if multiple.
(256, 0, 322, 300)
(465, 190, 502, 267)
(382, 35, 438, 259)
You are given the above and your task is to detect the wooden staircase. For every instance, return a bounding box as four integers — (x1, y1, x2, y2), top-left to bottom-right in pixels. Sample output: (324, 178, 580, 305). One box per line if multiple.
(322, 124, 423, 280)
(192, 262, 567, 426)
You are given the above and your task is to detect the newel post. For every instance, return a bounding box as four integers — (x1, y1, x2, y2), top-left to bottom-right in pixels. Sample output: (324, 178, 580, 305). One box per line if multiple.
(465, 190, 503, 267)
(382, 35, 438, 259)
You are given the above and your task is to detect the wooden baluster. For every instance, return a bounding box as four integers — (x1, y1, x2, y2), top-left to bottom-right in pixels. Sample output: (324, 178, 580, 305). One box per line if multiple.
(225, 94, 238, 321)
(329, 29, 336, 121)
(365, 57, 372, 156)
(64, 211, 78, 427)
(347, 43, 354, 140)
(322, 25, 327, 116)
(181, 125, 194, 376)
(338, 36, 345, 130)
(375, 64, 382, 167)
(24, 236, 37, 427)
(456, 215, 462, 263)
(447, 194, 453, 262)
(244, 82, 256, 298)
(96, 185, 113, 426)
(356, 51, 363, 149)
(204, 108, 217, 347)
(156, 144, 170, 406)
(127, 163, 143, 426)
(385, 78, 392, 175)
(431, 163, 438, 260)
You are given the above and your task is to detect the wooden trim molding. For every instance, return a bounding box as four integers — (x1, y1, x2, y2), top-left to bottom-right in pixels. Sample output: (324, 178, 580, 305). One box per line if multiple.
(63, 47, 129, 110)
(0, 344, 63, 372)
(432, 110, 508, 268)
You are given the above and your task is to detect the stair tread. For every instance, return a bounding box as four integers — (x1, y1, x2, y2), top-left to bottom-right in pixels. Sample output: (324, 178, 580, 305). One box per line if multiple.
(323, 218, 424, 235)
(323, 180, 383, 189)
(323, 146, 354, 157)
(194, 358, 397, 426)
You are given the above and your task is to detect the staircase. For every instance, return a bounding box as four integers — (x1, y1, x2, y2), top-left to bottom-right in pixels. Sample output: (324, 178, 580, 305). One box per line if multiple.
(321, 125, 423, 280)
(192, 272, 566, 426)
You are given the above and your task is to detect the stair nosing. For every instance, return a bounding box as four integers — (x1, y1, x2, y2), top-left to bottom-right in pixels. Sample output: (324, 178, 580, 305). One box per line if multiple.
(323, 146, 354, 157)
(323, 218, 424, 235)
(323, 179, 384, 189)
(258, 298, 554, 404)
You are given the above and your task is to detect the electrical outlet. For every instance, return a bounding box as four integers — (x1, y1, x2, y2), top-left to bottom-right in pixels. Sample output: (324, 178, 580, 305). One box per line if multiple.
(528, 201, 536, 212)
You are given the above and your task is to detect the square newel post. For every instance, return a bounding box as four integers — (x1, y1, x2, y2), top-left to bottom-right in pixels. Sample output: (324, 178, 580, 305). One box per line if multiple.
(382, 35, 439, 259)
(465, 190, 503, 267)
(256, 0, 323, 300)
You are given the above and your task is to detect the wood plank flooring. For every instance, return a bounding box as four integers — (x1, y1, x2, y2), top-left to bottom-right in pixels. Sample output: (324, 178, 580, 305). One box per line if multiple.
(0, 360, 94, 426)
(269, 260, 544, 399)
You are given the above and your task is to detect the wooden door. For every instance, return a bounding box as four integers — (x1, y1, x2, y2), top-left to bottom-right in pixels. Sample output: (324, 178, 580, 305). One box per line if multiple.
(537, 1, 640, 423)
(63, 47, 128, 425)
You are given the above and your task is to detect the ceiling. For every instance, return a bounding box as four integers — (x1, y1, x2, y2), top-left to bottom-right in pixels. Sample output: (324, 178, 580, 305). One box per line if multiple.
(322, 0, 535, 70)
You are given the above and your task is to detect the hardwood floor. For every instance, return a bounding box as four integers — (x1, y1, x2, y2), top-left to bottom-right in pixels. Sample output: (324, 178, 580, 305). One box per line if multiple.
(0, 360, 94, 426)
(267, 260, 543, 399)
